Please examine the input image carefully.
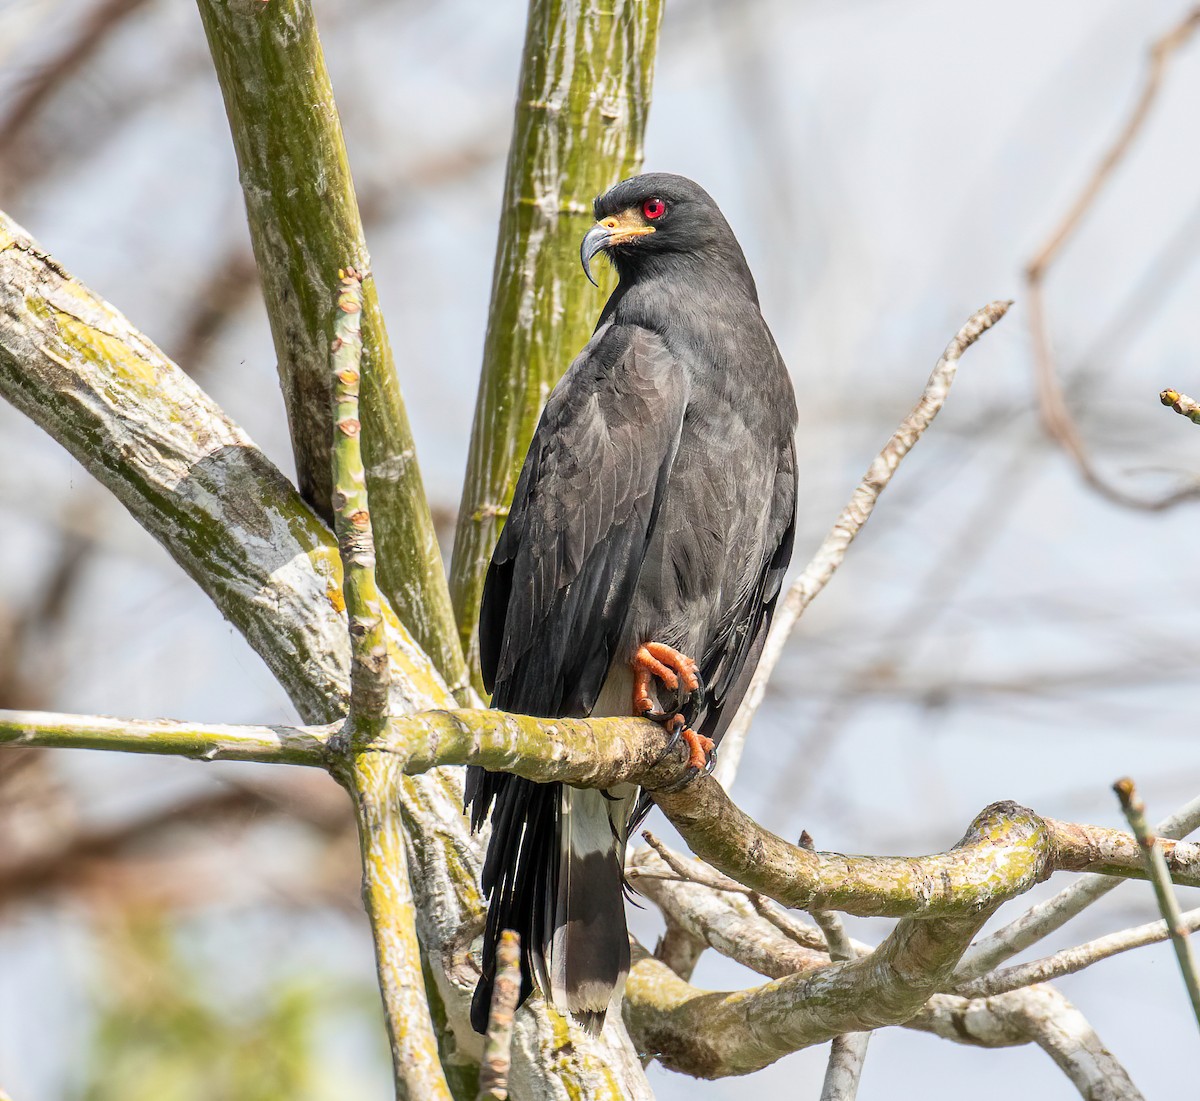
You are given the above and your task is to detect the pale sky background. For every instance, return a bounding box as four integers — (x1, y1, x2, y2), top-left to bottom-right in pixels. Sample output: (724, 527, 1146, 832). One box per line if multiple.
(2, 0, 1200, 1097)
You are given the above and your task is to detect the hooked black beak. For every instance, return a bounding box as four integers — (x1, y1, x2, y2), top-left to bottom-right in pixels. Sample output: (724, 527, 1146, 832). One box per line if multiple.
(580, 213, 656, 286)
(580, 224, 610, 287)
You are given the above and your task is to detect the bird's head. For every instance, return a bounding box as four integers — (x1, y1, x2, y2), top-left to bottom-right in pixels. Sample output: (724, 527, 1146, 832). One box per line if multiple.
(580, 173, 748, 287)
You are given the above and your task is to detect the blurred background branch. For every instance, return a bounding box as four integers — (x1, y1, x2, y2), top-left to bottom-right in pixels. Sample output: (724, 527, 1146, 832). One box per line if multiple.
(1025, 6, 1200, 510)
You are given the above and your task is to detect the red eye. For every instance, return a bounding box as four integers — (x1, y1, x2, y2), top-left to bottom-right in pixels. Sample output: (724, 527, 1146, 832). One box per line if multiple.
(642, 197, 666, 220)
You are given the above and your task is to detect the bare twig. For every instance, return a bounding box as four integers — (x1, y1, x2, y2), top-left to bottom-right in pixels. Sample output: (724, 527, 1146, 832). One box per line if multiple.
(640, 831, 748, 895)
(478, 930, 521, 1101)
(330, 269, 390, 726)
(1114, 777, 1200, 1028)
(800, 831, 856, 962)
(1026, 8, 1200, 511)
(749, 895, 838, 954)
(715, 300, 1011, 786)
(955, 906, 1200, 999)
(1160, 388, 1200, 426)
(820, 1035, 870, 1101)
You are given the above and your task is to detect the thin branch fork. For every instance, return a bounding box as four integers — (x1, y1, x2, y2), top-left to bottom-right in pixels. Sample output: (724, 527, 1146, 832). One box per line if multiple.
(716, 299, 1012, 785)
(954, 906, 1200, 1000)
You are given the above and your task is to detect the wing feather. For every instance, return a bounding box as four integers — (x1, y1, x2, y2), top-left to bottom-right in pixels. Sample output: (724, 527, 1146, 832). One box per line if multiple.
(479, 323, 688, 720)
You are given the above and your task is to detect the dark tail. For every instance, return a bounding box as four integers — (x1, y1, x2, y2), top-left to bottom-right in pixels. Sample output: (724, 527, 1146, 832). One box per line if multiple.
(467, 770, 630, 1035)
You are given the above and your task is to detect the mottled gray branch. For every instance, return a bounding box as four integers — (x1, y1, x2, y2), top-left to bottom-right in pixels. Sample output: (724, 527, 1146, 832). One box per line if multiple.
(914, 988, 1143, 1100)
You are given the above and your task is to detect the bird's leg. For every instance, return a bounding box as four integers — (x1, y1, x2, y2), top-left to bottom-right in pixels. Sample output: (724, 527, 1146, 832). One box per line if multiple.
(631, 643, 712, 770)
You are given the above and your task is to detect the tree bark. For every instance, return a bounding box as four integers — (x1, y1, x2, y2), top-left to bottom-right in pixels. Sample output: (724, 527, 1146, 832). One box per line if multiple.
(195, 0, 470, 699)
(449, 0, 664, 686)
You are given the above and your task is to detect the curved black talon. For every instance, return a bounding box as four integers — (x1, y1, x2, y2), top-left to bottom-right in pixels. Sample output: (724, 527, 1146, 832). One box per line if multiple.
(661, 714, 686, 754)
(679, 682, 705, 727)
(657, 767, 702, 795)
(640, 707, 674, 725)
(702, 741, 719, 776)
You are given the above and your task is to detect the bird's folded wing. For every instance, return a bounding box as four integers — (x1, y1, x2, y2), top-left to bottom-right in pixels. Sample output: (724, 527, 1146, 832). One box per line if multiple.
(479, 322, 689, 722)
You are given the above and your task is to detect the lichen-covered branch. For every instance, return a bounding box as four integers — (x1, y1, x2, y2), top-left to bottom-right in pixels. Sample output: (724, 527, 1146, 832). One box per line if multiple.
(628, 846, 1142, 1094)
(0, 212, 347, 720)
(0, 212, 648, 1101)
(195, 0, 469, 698)
(955, 793, 1200, 980)
(0, 211, 450, 722)
(622, 809, 1055, 1078)
(350, 754, 455, 1101)
(0, 710, 330, 765)
(715, 300, 1012, 786)
(652, 784, 1200, 915)
(449, 0, 665, 685)
(7, 706, 1199, 898)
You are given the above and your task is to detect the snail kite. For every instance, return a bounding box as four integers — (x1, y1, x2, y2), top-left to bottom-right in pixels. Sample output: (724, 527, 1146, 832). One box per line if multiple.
(466, 173, 798, 1034)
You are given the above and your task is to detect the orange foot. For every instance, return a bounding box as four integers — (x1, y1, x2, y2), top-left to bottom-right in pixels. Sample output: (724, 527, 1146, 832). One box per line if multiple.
(668, 715, 715, 771)
(630, 642, 700, 715)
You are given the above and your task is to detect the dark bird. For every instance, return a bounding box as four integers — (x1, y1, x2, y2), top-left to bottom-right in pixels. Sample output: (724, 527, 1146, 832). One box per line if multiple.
(465, 173, 797, 1035)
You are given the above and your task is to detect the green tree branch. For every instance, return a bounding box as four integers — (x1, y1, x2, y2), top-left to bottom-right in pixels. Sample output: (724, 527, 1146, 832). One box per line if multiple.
(195, 0, 469, 699)
(448, 0, 665, 685)
(326, 269, 453, 1099)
